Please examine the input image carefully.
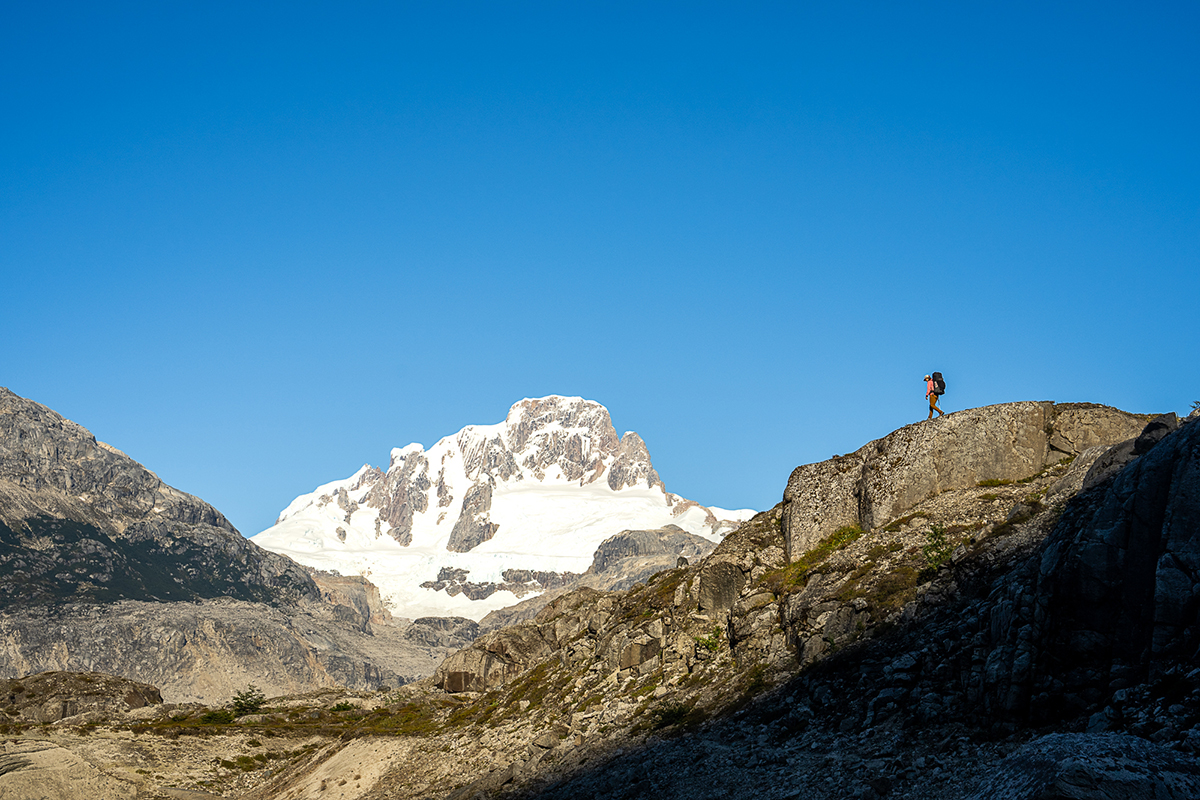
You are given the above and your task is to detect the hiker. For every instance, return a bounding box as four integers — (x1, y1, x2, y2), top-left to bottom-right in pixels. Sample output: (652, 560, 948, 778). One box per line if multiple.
(925, 373, 945, 419)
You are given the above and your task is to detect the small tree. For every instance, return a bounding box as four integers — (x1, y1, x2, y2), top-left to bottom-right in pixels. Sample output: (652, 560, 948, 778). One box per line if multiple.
(231, 685, 266, 716)
(922, 525, 954, 571)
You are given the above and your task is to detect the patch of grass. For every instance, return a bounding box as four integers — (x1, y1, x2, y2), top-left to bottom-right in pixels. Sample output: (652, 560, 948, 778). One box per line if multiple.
(741, 663, 768, 696)
(834, 562, 876, 602)
(200, 709, 235, 725)
(357, 702, 439, 736)
(977, 479, 1013, 488)
(233, 755, 259, 771)
(574, 694, 603, 713)
(978, 493, 999, 501)
(504, 661, 552, 709)
(882, 512, 929, 533)
(649, 700, 706, 730)
(868, 566, 919, 610)
(329, 702, 358, 713)
(867, 542, 902, 559)
(647, 567, 688, 608)
(761, 525, 864, 593)
(629, 675, 662, 699)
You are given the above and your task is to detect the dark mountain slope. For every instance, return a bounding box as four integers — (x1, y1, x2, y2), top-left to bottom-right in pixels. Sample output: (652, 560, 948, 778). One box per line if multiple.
(0, 387, 317, 607)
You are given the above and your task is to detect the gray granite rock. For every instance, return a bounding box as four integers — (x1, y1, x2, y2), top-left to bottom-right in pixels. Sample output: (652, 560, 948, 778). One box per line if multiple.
(782, 402, 1148, 560)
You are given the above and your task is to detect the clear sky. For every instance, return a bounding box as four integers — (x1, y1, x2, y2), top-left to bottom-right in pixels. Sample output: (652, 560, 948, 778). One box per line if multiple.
(3, 2, 1197, 536)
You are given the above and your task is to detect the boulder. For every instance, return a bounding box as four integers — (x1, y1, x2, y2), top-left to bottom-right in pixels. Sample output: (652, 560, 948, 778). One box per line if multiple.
(434, 623, 553, 693)
(1133, 412, 1179, 455)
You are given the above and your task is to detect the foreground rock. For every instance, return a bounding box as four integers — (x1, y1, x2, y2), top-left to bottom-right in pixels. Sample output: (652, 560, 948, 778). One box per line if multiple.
(966, 733, 1200, 800)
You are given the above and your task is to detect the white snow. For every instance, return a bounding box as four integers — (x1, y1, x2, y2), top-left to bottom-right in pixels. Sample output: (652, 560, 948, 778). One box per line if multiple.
(252, 397, 756, 621)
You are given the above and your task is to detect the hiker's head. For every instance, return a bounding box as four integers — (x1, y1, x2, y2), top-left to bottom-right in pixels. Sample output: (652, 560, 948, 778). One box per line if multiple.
(924, 375, 930, 381)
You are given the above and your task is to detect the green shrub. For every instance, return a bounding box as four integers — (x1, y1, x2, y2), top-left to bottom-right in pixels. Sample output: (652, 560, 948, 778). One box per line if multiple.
(761, 525, 864, 593)
(694, 626, 724, 652)
(231, 685, 266, 716)
(201, 709, 235, 725)
(922, 525, 954, 571)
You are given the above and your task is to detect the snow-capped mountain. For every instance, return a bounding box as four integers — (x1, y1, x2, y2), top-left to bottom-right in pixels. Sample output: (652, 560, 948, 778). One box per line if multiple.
(251, 396, 754, 620)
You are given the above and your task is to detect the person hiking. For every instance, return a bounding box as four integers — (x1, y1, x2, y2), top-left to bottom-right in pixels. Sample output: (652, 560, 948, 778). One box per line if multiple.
(925, 374, 944, 419)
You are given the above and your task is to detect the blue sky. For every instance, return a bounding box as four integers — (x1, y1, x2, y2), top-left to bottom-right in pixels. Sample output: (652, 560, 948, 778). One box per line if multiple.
(3, 2, 1197, 536)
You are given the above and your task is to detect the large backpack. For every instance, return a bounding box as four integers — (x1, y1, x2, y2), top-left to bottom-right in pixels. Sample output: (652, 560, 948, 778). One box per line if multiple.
(932, 372, 946, 396)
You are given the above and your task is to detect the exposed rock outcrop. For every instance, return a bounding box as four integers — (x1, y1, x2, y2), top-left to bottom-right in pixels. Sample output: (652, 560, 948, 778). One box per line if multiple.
(401, 616, 480, 649)
(446, 481, 500, 552)
(1, 671, 161, 724)
(309, 571, 393, 627)
(782, 401, 1149, 559)
(588, 525, 710, 574)
(0, 388, 319, 608)
(0, 599, 453, 703)
(3, 401, 1196, 800)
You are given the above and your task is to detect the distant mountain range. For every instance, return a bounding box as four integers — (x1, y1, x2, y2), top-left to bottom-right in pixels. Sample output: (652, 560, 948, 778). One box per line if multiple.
(252, 396, 753, 619)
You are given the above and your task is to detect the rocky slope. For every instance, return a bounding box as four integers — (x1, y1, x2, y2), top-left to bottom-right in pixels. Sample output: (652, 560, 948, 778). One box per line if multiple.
(5, 400, 1196, 800)
(0, 387, 316, 608)
(0, 387, 475, 702)
(251, 396, 752, 620)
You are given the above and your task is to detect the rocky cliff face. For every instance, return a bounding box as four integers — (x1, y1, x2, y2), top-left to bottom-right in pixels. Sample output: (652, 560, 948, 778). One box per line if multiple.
(782, 401, 1148, 559)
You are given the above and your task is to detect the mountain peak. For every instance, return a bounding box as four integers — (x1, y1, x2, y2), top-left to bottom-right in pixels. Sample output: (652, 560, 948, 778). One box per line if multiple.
(252, 396, 751, 619)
